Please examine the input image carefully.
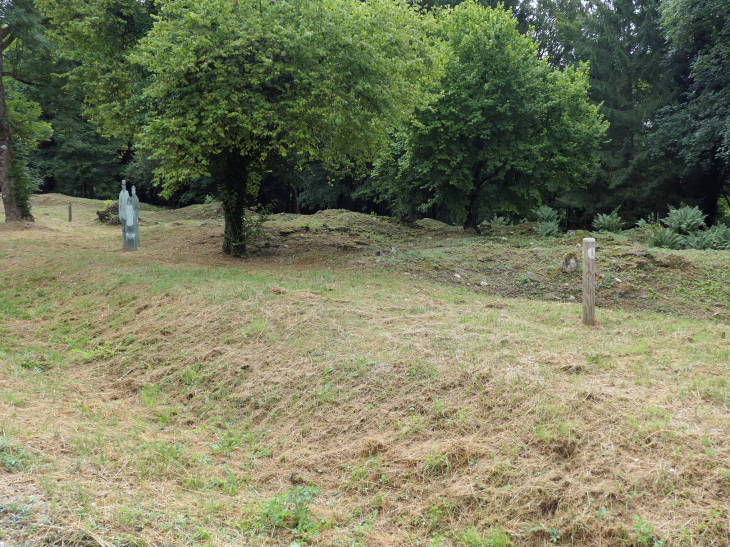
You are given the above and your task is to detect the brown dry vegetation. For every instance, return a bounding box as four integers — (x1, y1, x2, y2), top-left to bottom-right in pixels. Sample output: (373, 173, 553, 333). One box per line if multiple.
(1, 195, 729, 547)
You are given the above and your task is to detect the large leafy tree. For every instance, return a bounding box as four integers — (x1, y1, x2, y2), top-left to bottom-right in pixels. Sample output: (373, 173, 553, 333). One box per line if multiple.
(1, 0, 52, 221)
(651, 0, 730, 222)
(126, 0, 441, 255)
(37, 0, 157, 142)
(370, 1, 606, 228)
(41, 0, 441, 255)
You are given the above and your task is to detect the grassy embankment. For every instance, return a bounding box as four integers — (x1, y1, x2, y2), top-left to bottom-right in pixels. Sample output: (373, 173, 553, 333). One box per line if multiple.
(1, 195, 729, 547)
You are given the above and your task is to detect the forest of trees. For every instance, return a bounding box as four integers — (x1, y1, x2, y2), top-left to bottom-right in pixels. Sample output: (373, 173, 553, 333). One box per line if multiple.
(1, 0, 728, 254)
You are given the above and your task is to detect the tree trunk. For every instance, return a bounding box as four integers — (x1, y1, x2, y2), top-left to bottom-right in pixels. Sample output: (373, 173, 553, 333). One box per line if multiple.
(293, 185, 300, 214)
(0, 52, 32, 222)
(220, 152, 249, 257)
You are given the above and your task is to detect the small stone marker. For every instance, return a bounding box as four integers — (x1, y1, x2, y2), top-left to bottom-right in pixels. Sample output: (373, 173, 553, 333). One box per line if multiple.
(68, 202, 72, 222)
(561, 253, 578, 273)
(582, 238, 596, 325)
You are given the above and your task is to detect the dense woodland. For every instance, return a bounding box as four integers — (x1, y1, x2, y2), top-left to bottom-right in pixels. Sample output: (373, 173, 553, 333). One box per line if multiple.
(1, 0, 728, 255)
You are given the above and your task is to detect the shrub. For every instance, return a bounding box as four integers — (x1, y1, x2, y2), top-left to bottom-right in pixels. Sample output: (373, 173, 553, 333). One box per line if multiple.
(533, 206, 559, 238)
(684, 231, 714, 250)
(708, 224, 730, 250)
(636, 214, 659, 229)
(533, 205, 558, 224)
(488, 215, 509, 227)
(593, 208, 624, 232)
(662, 205, 706, 234)
(537, 220, 559, 238)
(649, 228, 684, 250)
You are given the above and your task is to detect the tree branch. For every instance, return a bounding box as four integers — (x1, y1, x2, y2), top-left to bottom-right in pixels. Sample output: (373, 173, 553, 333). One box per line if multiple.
(1, 32, 17, 52)
(1, 72, 42, 87)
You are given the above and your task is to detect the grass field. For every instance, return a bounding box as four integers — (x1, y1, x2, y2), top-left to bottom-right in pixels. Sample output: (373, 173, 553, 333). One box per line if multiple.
(1, 195, 729, 547)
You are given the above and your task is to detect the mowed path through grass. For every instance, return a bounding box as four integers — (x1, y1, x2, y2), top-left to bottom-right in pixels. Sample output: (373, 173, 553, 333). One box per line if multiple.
(1, 197, 729, 547)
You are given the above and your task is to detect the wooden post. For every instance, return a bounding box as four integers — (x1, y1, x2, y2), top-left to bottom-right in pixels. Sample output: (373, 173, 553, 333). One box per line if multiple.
(68, 202, 72, 222)
(583, 237, 596, 325)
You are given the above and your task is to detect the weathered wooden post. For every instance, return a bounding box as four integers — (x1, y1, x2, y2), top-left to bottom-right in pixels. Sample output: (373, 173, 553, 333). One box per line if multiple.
(582, 237, 596, 325)
(68, 202, 72, 222)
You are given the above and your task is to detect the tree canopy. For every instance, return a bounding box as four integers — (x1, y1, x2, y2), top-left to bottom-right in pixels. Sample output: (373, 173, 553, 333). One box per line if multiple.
(1, 0, 53, 220)
(366, 1, 607, 227)
(4, 0, 728, 234)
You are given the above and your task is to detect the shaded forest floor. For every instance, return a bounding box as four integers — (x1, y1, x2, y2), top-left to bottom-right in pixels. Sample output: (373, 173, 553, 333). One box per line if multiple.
(1, 195, 728, 547)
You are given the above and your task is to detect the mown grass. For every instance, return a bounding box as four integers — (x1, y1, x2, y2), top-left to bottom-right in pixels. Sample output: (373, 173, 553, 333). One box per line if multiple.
(0, 196, 728, 546)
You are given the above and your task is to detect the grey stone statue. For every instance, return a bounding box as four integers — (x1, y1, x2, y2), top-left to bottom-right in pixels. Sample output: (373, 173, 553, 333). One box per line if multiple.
(119, 180, 130, 244)
(122, 183, 139, 251)
(131, 186, 140, 248)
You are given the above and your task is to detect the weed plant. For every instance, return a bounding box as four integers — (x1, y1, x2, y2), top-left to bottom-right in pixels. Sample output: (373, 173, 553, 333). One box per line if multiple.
(260, 486, 323, 538)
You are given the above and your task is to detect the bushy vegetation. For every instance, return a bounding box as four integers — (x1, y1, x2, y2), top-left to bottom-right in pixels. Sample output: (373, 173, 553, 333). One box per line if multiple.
(534, 205, 559, 238)
(3, 0, 726, 237)
(648, 205, 728, 251)
(592, 208, 624, 232)
(663, 205, 706, 235)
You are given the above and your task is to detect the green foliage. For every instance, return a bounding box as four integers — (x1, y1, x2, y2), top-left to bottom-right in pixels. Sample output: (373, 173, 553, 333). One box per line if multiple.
(423, 453, 450, 478)
(0, 437, 36, 473)
(487, 215, 509, 227)
(653, 0, 730, 221)
(537, 221, 559, 238)
(5, 81, 53, 153)
(560, 0, 676, 223)
(649, 228, 684, 250)
(592, 208, 624, 233)
(203, 195, 217, 205)
(459, 527, 512, 547)
(50, 0, 441, 252)
(662, 205, 707, 234)
(37, 0, 158, 141)
(4, 80, 53, 218)
(535, 206, 559, 238)
(708, 224, 730, 250)
(683, 231, 713, 251)
(636, 215, 660, 229)
(632, 516, 665, 547)
(534, 205, 558, 224)
(260, 486, 323, 538)
(375, 1, 606, 227)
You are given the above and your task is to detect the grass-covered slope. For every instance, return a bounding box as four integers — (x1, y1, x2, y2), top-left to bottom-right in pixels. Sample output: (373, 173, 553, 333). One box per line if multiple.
(1, 195, 728, 546)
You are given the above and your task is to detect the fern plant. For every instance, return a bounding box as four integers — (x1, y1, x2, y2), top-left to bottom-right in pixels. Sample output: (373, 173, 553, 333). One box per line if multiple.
(533, 205, 558, 224)
(649, 228, 684, 250)
(593, 208, 624, 233)
(533, 206, 559, 238)
(662, 205, 706, 234)
(684, 231, 714, 250)
(489, 215, 509, 227)
(537, 220, 559, 238)
(708, 224, 730, 250)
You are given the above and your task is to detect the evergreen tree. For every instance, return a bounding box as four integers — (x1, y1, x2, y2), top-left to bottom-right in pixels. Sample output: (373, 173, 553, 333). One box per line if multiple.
(559, 0, 675, 223)
(521, 0, 585, 68)
(651, 0, 730, 223)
